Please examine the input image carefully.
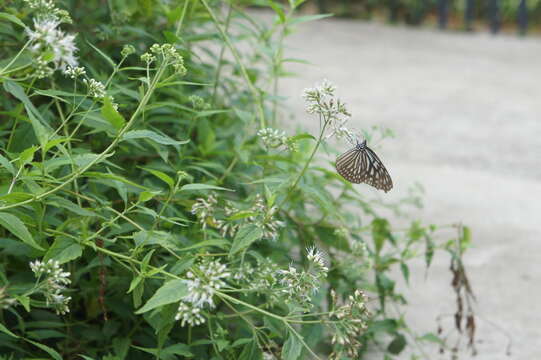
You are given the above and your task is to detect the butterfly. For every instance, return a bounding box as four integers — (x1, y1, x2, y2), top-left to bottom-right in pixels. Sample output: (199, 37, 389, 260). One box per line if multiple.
(335, 139, 393, 192)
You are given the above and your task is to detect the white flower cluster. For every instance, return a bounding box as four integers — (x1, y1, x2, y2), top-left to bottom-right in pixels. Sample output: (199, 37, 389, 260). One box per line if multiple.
(82, 78, 106, 99)
(306, 246, 329, 274)
(26, 19, 78, 74)
(249, 194, 284, 241)
(189, 95, 210, 111)
(329, 289, 370, 359)
(121, 44, 136, 58)
(30, 259, 72, 315)
(141, 43, 186, 75)
(175, 301, 205, 327)
(64, 65, 86, 79)
(175, 260, 230, 327)
(303, 79, 356, 143)
(233, 251, 329, 309)
(257, 128, 297, 152)
(277, 247, 329, 308)
(191, 194, 284, 241)
(191, 194, 218, 230)
(184, 260, 230, 308)
(23, 0, 72, 23)
(233, 259, 280, 297)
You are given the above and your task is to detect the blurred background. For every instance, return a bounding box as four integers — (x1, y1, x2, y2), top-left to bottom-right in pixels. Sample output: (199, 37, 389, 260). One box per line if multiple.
(272, 0, 541, 358)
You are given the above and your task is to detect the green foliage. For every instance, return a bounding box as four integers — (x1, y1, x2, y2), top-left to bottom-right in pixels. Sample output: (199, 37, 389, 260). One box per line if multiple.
(317, 0, 541, 29)
(0, 0, 474, 359)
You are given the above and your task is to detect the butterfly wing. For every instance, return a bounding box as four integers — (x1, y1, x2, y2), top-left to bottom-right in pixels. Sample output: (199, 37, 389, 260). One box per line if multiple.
(335, 147, 364, 184)
(335, 145, 393, 192)
(361, 146, 393, 192)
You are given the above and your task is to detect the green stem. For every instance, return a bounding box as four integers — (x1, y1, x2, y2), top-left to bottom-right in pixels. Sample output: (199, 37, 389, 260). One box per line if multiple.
(276, 117, 329, 211)
(175, 0, 191, 37)
(270, 8, 294, 125)
(0, 63, 167, 211)
(211, 4, 233, 106)
(0, 40, 30, 76)
(200, 0, 266, 128)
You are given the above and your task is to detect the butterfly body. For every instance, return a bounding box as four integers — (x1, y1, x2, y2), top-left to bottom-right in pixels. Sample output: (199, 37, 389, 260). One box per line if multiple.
(335, 140, 393, 192)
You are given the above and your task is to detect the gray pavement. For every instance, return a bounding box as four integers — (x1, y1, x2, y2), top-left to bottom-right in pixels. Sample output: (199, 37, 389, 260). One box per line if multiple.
(278, 16, 541, 359)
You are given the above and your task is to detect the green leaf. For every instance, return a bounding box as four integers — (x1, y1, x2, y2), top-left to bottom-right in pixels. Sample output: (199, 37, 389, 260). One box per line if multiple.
(133, 344, 193, 359)
(194, 109, 229, 118)
(122, 130, 189, 146)
(144, 168, 174, 189)
(161, 343, 192, 357)
(418, 333, 444, 344)
(169, 258, 195, 275)
(368, 319, 398, 334)
(135, 279, 188, 314)
(86, 41, 116, 68)
(0, 193, 35, 206)
(101, 96, 125, 130)
(0, 323, 19, 338)
(372, 218, 391, 254)
(226, 210, 257, 221)
(138, 191, 157, 203)
(0, 212, 43, 251)
(3, 80, 51, 147)
(19, 146, 37, 165)
(73, 153, 110, 168)
(128, 275, 144, 294)
(0, 153, 15, 175)
(44, 137, 69, 153)
(288, 14, 332, 25)
(231, 338, 252, 348)
(178, 239, 229, 252)
(238, 339, 262, 360)
(14, 294, 30, 312)
(44, 237, 83, 264)
(113, 337, 131, 360)
(387, 333, 407, 354)
(47, 196, 96, 217)
(400, 262, 409, 284)
(269, 1, 286, 23)
(180, 183, 233, 192)
(78, 355, 96, 360)
(229, 225, 263, 256)
(133, 231, 177, 250)
(289, 133, 316, 142)
(460, 225, 472, 250)
(0, 12, 26, 28)
(425, 235, 435, 269)
(282, 331, 302, 360)
(26, 329, 66, 340)
(25, 339, 62, 360)
(85, 171, 149, 190)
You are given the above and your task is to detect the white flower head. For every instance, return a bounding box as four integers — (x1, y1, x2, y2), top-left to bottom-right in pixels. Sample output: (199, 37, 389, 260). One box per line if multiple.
(26, 19, 78, 74)
(257, 128, 297, 152)
(64, 65, 86, 79)
(307, 246, 329, 274)
(175, 301, 205, 327)
(191, 194, 218, 230)
(82, 78, 106, 99)
(183, 260, 230, 309)
(29, 259, 72, 315)
(303, 79, 353, 142)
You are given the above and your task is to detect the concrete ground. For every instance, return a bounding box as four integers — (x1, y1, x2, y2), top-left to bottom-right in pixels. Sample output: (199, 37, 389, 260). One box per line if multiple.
(278, 16, 541, 359)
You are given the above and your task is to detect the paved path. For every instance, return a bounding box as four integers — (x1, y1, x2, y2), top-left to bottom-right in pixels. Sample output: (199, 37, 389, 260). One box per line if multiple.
(278, 16, 541, 359)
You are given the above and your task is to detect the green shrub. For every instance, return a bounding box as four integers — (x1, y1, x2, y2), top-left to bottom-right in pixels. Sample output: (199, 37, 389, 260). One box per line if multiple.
(0, 0, 474, 359)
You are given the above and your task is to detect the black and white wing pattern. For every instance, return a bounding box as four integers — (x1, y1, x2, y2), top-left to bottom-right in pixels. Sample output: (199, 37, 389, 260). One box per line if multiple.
(335, 140, 393, 192)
